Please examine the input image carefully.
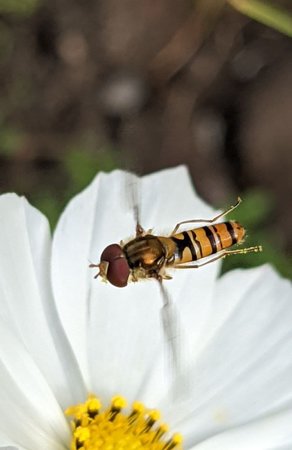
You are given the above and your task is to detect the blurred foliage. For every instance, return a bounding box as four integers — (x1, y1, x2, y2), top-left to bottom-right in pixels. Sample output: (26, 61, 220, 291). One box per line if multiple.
(0, 126, 24, 155)
(222, 190, 292, 279)
(0, 0, 40, 16)
(32, 147, 118, 230)
(32, 191, 63, 231)
(64, 147, 117, 195)
(0, 23, 14, 62)
(228, 0, 292, 37)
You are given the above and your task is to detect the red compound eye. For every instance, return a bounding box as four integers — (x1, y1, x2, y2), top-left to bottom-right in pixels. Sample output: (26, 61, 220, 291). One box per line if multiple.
(100, 244, 130, 288)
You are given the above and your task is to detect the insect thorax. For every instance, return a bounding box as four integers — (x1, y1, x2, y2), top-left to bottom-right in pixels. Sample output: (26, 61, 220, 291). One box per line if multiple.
(123, 235, 166, 271)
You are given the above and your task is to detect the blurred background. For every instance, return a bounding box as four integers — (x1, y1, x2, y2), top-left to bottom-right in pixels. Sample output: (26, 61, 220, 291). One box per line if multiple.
(0, 0, 291, 277)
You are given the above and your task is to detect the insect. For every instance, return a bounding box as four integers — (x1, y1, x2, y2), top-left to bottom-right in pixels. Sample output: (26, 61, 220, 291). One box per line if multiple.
(90, 184, 262, 375)
(89, 197, 262, 287)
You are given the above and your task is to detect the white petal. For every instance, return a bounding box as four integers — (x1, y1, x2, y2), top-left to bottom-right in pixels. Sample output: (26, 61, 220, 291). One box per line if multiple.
(0, 441, 22, 450)
(0, 317, 69, 450)
(52, 167, 220, 392)
(52, 170, 109, 384)
(88, 280, 173, 405)
(167, 266, 292, 445)
(0, 445, 20, 450)
(0, 447, 21, 450)
(0, 194, 85, 408)
(192, 409, 292, 449)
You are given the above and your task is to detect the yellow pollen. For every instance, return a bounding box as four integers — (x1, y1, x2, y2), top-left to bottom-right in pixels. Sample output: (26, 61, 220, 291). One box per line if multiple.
(65, 395, 183, 450)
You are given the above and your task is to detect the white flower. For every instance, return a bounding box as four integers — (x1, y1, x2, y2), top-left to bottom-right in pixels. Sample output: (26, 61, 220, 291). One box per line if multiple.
(0, 166, 291, 450)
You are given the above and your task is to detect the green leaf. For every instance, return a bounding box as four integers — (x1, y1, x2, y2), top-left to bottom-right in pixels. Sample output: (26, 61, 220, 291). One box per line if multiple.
(0, 0, 40, 16)
(0, 127, 24, 155)
(64, 147, 118, 193)
(32, 194, 63, 230)
(228, 189, 273, 227)
(228, 0, 292, 37)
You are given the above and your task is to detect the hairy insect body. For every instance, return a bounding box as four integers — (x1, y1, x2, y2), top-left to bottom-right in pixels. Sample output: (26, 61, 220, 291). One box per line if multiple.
(124, 235, 165, 269)
(123, 221, 245, 283)
(90, 198, 262, 288)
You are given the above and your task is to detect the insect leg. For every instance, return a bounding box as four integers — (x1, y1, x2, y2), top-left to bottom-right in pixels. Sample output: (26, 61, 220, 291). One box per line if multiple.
(136, 222, 146, 236)
(173, 245, 262, 269)
(89, 263, 100, 279)
(170, 197, 242, 235)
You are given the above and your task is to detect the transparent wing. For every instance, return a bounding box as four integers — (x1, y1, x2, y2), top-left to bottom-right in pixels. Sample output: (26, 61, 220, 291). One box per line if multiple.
(159, 281, 184, 385)
(124, 171, 184, 381)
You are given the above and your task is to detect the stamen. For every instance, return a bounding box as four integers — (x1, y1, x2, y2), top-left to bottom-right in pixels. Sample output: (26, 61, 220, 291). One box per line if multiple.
(163, 433, 183, 450)
(65, 395, 183, 450)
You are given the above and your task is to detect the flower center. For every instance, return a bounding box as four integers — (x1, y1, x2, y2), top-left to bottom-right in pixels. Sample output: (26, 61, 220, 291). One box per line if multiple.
(65, 395, 183, 450)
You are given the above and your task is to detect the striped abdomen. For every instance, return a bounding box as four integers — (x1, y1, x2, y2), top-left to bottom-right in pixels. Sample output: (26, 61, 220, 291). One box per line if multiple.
(170, 221, 245, 264)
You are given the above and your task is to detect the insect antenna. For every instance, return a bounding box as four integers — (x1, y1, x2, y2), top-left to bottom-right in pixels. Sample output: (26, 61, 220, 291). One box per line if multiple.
(88, 260, 100, 279)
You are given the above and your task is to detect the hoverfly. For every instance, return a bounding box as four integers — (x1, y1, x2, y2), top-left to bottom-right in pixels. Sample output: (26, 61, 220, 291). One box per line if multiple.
(89, 197, 262, 287)
(89, 173, 262, 374)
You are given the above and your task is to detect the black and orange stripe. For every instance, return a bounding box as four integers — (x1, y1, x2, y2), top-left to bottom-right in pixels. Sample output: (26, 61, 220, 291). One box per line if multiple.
(170, 220, 245, 265)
